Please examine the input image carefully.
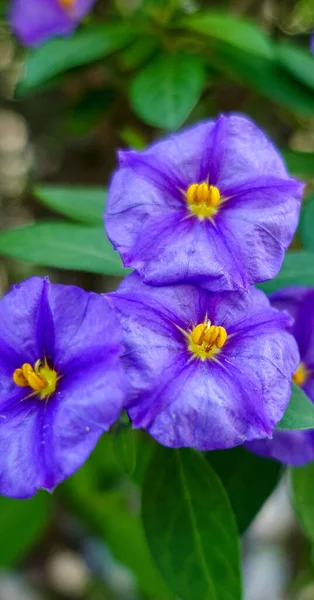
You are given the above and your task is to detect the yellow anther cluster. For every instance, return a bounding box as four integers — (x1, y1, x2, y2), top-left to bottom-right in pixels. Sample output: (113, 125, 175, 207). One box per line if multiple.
(186, 182, 221, 219)
(292, 362, 309, 387)
(58, 0, 76, 10)
(188, 322, 227, 361)
(13, 359, 58, 400)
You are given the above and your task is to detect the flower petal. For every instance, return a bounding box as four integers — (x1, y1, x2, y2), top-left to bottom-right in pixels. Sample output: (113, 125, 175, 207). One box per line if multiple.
(200, 177, 303, 289)
(207, 114, 288, 191)
(0, 279, 125, 497)
(246, 430, 314, 466)
(10, 0, 73, 47)
(106, 115, 303, 290)
(0, 277, 52, 364)
(113, 276, 299, 449)
(10, 0, 95, 47)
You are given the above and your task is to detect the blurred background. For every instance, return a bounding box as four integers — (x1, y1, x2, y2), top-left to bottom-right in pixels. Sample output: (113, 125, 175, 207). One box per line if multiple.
(0, 0, 314, 598)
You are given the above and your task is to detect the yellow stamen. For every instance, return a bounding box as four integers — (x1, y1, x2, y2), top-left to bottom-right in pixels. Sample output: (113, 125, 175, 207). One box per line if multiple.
(186, 182, 221, 219)
(188, 321, 227, 361)
(293, 362, 310, 387)
(13, 359, 58, 400)
(58, 0, 76, 11)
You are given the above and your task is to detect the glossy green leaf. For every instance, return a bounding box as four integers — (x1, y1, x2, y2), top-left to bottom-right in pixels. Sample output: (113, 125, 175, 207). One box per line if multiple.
(0, 222, 127, 276)
(66, 89, 116, 136)
(206, 447, 281, 534)
(119, 37, 159, 71)
(300, 193, 314, 251)
(17, 23, 135, 94)
(0, 492, 50, 567)
(290, 462, 314, 543)
(182, 12, 273, 58)
(130, 51, 206, 130)
(34, 185, 105, 225)
(277, 384, 314, 430)
(276, 42, 314, 91)
(64, 436, 174, 600)
(208, 42, 314, 117)
(142, 446, 242, 600)
(112, 421, 137, 476)
(282, 149, 314, 178)
(259, 252, 314, 294)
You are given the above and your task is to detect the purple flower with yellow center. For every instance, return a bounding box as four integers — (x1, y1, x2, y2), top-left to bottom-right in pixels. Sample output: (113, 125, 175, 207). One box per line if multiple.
(247, 287, 314, 466)
(110, 273, 299, 450)
(10, 0, 96, 47)
(105, 114, 304, 292)
(0, 276, 125, 498)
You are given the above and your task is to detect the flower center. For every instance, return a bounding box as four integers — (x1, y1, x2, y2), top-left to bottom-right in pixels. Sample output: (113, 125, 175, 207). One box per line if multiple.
(13, 359, 58, 400)
(292, 362, 310, 387)
(188, 322, 227, 361)
(186, 183, 221, 219)
(58, 0, 76, 12)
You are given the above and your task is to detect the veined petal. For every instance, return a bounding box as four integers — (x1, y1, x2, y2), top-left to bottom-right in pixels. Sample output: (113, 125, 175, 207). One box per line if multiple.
(113, 276, 299, 449)
(0, 277, 125, 498)
(246, 430, 314, 467)
(106, 114, 303, 291)
(208, 114, 288, 191)
(248, 286, 314, 466)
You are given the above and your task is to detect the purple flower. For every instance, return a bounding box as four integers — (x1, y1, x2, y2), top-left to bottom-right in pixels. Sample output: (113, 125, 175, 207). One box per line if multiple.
(10, 0, 96, 47)
(311, 34, 314, 55)
(110, 272, 299, 450)
(0, 277, 125, 498)
(247, 287, 314, 466)
(105, 114, 304, 292)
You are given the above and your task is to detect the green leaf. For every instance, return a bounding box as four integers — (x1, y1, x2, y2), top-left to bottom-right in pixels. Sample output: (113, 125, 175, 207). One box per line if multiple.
(119, 37, 159, 71)
(282, 149, 314, 178)
(17, 23, 135, 94)
(66, 89, 116, 136)
(276, 42, 314, 91)
(300, 193, 314, 251)
(112, 420, 137, 476)
(0, 492, 50, 567)
(277, 384, 314, 430)
(208, 42, 314, 117)
(34, 185, 105, 225)
(206, 447, 281, 534)
(181, 12, 273, 58)
(64, 436, 174, 600)
(290, 462, 314, 543)
(142, 446, 242, 600)
(130, 51, 206, 130)
(0, 222, 127, 276)
(258, 251, 314, 294)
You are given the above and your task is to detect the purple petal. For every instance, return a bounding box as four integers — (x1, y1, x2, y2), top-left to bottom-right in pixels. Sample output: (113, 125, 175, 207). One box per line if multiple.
(209, 114, 289, 191)
(10, 0, 95, 47)
(247, 287, 314, 466)
(311, 34, 314, 55)
(106, 114, 303, 291)
(203, 177, 303, 289)
(270, 286, 309, 323)
(112, 276, 299, 450)
(246, 429, 314, 466)
(0, 277, 48, 364)
(0, 278, 125, 497)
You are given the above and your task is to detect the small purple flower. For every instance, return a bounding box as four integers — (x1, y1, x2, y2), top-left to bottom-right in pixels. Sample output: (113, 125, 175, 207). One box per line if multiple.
(10, 0, 96, 47)
(311, 34, 314, 55)
(110, 272, 299, 450)
(248, 287, 314, 466)
(105, 114, 304, 292)
(0, 277, 125, 498)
